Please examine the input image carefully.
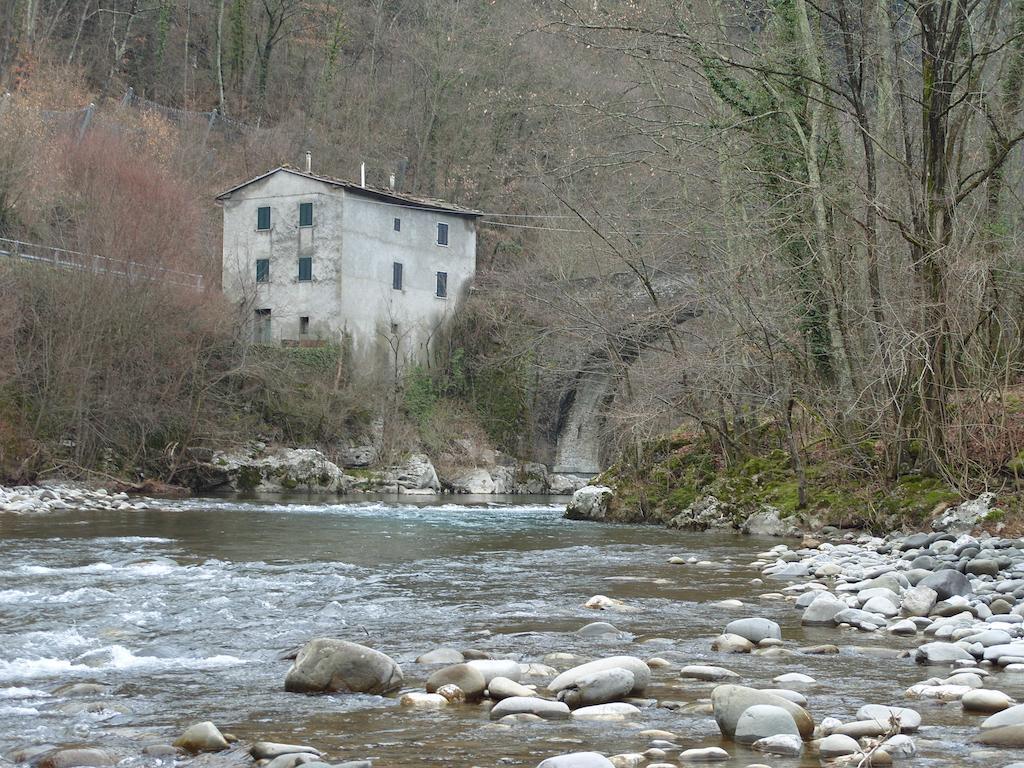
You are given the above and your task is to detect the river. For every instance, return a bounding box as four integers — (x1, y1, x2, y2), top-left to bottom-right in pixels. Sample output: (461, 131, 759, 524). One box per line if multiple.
(0, 496, 1003, 766)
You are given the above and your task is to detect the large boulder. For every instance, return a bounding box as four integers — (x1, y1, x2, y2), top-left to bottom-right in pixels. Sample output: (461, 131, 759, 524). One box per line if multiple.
(724, 617, 782, 644)
(742, 507, 798, 537)
(711, 685, 814, 740)
(548, 656, 651, 695)
(901, 586, 938, 617)
(914, 642, 974, 665)
(448, 468, 496, 494)
(918, 570, 973, 601)
(426, 663, 487, 699)
(734, 705, 800, 744)
(979, 703, 1024, 746)
(565, 486, 614, 521)
(284, 639, 403, 695)
(208, 447, 351, 493)
(556, 667, 635, 708)
(801, 592, 846, 626)
(393, 453, 441, 493)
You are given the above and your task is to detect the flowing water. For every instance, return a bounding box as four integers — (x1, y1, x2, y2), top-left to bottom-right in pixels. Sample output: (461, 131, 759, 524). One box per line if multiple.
(0, 496, 1019, 767)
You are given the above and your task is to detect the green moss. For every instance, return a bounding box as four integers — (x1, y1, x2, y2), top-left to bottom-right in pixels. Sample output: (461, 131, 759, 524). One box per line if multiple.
(986, 507, 1007, 522)
(279, 474, 298, 490)
(236, 465, 262, 491)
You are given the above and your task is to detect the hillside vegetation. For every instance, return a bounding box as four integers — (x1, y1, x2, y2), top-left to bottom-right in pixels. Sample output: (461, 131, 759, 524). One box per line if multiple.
(1, 1, 1024, 514)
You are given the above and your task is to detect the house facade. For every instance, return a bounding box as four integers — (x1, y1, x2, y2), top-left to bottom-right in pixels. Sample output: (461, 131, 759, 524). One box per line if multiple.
(217, 166, 480, 369)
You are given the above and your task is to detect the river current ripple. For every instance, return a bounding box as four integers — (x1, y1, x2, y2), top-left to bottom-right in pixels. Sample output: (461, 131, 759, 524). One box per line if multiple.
(0, 497, 997, 766)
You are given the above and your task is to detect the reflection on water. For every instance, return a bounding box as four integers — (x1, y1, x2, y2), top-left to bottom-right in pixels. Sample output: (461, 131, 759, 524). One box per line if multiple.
(0, 496, 1008, 766)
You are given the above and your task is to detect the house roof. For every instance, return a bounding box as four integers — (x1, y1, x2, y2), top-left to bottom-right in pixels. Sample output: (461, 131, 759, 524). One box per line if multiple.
(215, 166, 483, 218)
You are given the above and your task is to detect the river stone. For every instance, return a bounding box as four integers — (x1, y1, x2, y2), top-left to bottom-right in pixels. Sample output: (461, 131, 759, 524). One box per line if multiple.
(862, 595, 900, 617)
(882, 734, 916, 758)
(734, 704, 800, 744)
(426, 663, 487, 699)
(536, 753, 614, 768)
(711, 633, 755, 653)
(251, 743, 321, 760)
(467, 659, 522, 684)
(490, 696, 571, 720)
(857, 704, 922, 733)
(565, 486, 614, 521)
(833, 720, 887, 738)
(724, 618, 782, 644)
(751, 734, 802, 756)
(548, 656, 651, 695)
(915, 642, 975, 664)
(711, 684, 814, 740)
(557, 667, 635, 708)
(677, 747, 729, 762)
(172, 722, 228, 753)
(773, 672, 814, 685)
(963, 689, 1014, 713)
(833, 608, 884, 630)
(979, 704, 1024, 745)
(284, 639, 402, 695)
(818, 734, 861, 758)
(489, 676, 537, 700)
(577, 621, 622, 638)
(679, 665, 739, 681)
(399, 692, 448, 707)
(37, 750, 114, 768)
(919, 570, 973, 600)
(801, 592, 846, 625)
(265, 754, 319, 768)
(572, 702, 641, 720)
(415, 647, 464, 664)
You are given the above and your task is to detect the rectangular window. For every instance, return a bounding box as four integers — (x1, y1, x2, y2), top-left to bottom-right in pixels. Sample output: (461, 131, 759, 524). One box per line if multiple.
(393, 217, 401, 232)
(298, 257, 312, 281)
(436, 271, 448, 298)
(392, 261, 403, 290)
(253, 308, 271, 343)
(257, 206, 271, 230)
(299, 316, 309, 335)
(255, 259, 269, 283)
(299, 202, 313, 227)
(436, 222, 449, 246)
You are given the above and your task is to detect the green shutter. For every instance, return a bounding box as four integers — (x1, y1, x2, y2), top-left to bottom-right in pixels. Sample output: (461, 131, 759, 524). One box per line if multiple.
(257, 206, 271, 230)
(299, 202, 313, 227)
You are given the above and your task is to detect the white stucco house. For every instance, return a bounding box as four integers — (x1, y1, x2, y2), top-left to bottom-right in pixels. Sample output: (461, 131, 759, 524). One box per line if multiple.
(217, 165, 481, 370)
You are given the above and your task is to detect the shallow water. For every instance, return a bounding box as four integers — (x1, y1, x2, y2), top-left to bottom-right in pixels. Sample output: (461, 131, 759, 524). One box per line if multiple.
(0, 495, 1021, 766)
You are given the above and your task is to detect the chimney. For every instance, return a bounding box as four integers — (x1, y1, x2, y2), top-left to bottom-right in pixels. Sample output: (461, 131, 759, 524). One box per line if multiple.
(304, 151, 312, 173)
(360, 162, 366, 188)
(388, 173, 396, 190)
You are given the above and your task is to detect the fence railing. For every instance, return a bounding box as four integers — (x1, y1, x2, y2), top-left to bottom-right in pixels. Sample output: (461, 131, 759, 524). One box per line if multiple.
(0, 238, 204, 290)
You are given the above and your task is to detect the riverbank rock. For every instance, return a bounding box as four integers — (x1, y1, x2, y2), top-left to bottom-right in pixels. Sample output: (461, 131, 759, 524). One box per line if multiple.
(932, 493, 995, 532)
(448, 468, 496, 494)
(742, 507, 799, 537)
(711, 685, 814, 740)
(979, 704, 1024, 745)
(284, 639, 403, 695)
(173, 722, 228, 753)
(205, 447, 352, 493)
(548, 656, 651, 695)
(565, 486, 614, 521)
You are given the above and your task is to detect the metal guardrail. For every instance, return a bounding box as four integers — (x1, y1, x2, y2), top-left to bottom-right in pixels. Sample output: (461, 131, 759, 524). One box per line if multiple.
(0, 238, 204, 290)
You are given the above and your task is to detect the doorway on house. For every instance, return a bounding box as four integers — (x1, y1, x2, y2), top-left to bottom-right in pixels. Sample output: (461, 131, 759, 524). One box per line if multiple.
(254, 308, 272, 343)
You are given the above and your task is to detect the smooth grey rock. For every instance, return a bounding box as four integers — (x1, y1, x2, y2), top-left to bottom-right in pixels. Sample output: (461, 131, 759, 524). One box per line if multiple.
(919, 570, 973, 600)
(173, 722, 228, 753)
(676, 747, 729, 762)
(711, 684, 814, 740)
(37, 750, 114, 768)
(577, 621, 622, 638)
(548, 656, 650, 695)
(734, 704, 800, 744)
(415, 648, 464, 664)
(980, 703, 1024, 745)
(426, 663, 486, 699)
(466, 659, 521, 684)
(490, 696, 571, 721)
(801, 592, 846, 625)
(488, 676, 537, 700)
(284, 639, 402, 695)
(679, 665, 739, 681)
(724, 617, 782, 644)
(915, 642, 974, 664)
(557, 667, 634, 708)
(572, 702, 640, 720)
(536, 754, 614, 768)
(750, 734, 802, 756)
(251, 743, 321, 760)
(963, 689, 1013, 713)
(882, 734, 916, 758)
(565, 486, 614, 521)
(857, 704, 921, 732)
(818, 734, 860, 758)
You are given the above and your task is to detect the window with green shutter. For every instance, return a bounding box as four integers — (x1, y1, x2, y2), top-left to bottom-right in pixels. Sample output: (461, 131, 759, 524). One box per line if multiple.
(257, 206, 271, 230)
(298, 257, 312, 281)
(255, 259, 269, 283)
(299, 202, 313, 227)
(436, 271, 448, 298)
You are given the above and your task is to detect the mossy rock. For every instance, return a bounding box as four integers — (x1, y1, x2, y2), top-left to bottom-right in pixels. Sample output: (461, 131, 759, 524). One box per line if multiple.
(236, 465, 263, 491)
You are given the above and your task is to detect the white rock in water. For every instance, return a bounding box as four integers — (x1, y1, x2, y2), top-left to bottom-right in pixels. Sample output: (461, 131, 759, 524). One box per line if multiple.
(548, 656, 651, 695)
(536, 753, 614, 768)
(488, 676, 536, 700)
(857, 704, 922, 732)
(818, 734, 860, 758)
(399, 692, 447, 707)
(679, 665, 739, 681)
(734, 704, 800, 744)
(572, 702, 640, 720)
(962, 689, 1014, 713)
(751, 734, 802, 756)
(677, 747, 729, 762)
(173, 722, 228, 753)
